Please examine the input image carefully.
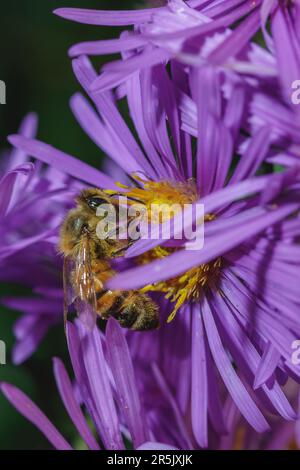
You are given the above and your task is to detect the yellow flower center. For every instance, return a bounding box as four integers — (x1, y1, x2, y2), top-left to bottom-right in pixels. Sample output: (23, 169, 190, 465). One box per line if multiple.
(139, 247, 221, 322)
(106, 177, 222, 322)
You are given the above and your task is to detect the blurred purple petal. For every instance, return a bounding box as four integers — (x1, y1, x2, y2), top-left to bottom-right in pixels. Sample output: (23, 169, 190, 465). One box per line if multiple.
(202, 299, 270, 433)
(54, 7, 164, 26)
(191, 305, 208, 447)
(53, 357, 100, 450)
(67, 322, 124, 449)
(138, 442, 179, 450)
(0, 383, 72, 450)
(254, 343, 281, 389)
(106, 318, 149, 448)
(69, 35, 147, 57)
(8, 135, 116, 189)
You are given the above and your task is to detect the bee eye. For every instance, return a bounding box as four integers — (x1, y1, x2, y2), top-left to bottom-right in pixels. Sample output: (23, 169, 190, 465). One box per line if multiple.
(87, 197, 107, 210)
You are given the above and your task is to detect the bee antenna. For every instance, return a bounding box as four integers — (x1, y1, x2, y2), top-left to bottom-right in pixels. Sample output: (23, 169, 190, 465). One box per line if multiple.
(108, 192, 144, 205)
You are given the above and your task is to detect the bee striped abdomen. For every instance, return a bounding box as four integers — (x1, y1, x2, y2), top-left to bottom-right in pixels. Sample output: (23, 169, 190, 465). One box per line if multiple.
(95, 288, 159, 331)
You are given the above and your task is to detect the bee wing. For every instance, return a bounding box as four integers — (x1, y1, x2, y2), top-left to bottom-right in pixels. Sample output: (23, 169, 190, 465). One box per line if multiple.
(63, 255, 76, 321)
(63, 236, 97, 331)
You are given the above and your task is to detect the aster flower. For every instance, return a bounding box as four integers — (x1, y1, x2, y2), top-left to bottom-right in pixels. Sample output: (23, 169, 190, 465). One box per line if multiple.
(53, 0, 300, 181)
(0, 113, 64, 363)
(55, 0, 264, 90)
(54, 0, 299, 70)
(0, 113, 114, 364)
(54, 1, 300, 158)
(8, 52, 300, 448)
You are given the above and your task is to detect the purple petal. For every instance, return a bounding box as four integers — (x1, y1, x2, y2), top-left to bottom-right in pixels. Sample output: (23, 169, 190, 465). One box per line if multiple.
(230, 126, 271, 184)
(124, 70, 167, 178)
(54, 7, 164, 26)
(97, 48, 170, 81)
(208, 8, 260, 65)
(66, 323, 103, 430)
(154, 66, 181, 160)
(213, 125, 233, 191)
(147, 1, 258, 42)
(201, 298, 270, 433)
(53, 357, 100, 450)
(67, 322, 124, 449)
(13, 314, 38, 340)
(72, 56, 157, 179)
(69, 35, 147, 57)
(191, 305, 208, 447)
(124, 174, 279, 259)
(2, 296, 61, 315)
(87, 69, 136, 94)
(224, 84, 246, 142)
(9, 112, 38, 169)
(151, 363, 193, 450)
(70, 93, 144, 175)
(140, 67, 180, 178)
(260, 167, 299, 205)
(219, 398, 240, 450)
(137, 442, 179, 450)
(192, 66, 222, 196)
(253, 342, 281, 389)
(12, 316, 57, 365)
(0, 163, 34, 217)
(222, 271, 300, 373)
(203, 0, 249, 17)
(106, 318, 149, 448)
(8, 135, 116, 189)
(0, 383, 72, 450)
(212, 288, 296, 421)
(109, 200, 299, 290)
(271, 5, 300, 104)
(0, 228, 57, 261)
(206, 339, 227, 435)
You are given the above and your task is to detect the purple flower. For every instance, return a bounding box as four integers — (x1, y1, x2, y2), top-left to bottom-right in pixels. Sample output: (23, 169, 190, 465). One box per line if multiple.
(54, 1, 300, 155)
(0, 114, 86, 363)
(0, 0, 299, 452)
(7, 52, 300, 448)
(54, 1, 264, 91)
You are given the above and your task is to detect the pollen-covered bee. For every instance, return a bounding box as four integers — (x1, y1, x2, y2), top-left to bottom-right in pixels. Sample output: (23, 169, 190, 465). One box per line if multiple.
(59, 188, 159, 331)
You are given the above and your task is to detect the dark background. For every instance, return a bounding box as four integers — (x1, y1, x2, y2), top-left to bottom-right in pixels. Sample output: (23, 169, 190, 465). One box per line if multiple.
(0, 0, 139, 450)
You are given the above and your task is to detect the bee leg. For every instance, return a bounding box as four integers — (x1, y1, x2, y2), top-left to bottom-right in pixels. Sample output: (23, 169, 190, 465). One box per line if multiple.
(102, 292, 138, 328)
(111, 240, 135, 258)
(97, 290, 159, 331)
(113, 305, 139, 329)
(97, 291, 125, 320)
(117, 294, 160, 331)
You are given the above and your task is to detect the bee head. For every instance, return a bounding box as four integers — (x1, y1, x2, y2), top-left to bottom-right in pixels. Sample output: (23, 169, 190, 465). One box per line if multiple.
(59, 188, 117, 256)
(77, 188, 112, 213)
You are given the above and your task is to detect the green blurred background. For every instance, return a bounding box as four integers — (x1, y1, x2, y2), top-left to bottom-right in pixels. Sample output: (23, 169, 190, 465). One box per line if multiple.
(0, 0, 140, 449)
